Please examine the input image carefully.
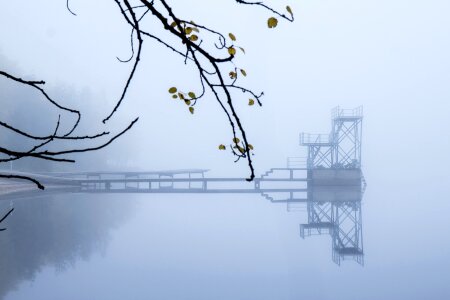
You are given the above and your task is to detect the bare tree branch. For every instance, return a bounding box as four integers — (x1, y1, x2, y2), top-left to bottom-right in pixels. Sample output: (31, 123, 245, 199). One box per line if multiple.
(0, 174, 44, 190)
(0, 71, 81, 136)
(102, 0, 144, 123)
(66, 0, 77, 16)
(1, 0, 293, 189)
(235, 0, 295, 22)
(0, 208, 14, 231)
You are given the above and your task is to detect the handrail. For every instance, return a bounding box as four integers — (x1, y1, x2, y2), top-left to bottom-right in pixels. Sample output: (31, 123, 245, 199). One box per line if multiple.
(287, 157, 306, 168)
(331, 106, 363, 119)
(299, 133, 331, 145)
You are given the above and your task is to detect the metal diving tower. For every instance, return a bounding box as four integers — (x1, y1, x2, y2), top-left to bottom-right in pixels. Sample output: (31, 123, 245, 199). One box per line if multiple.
(297, 106, 365, 265)
(300, 106, 363, 169)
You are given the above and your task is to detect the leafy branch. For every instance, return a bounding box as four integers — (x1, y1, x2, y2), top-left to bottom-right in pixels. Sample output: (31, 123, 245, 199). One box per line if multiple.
(102, 0, 294, 180)
(0, 0, 293, 188)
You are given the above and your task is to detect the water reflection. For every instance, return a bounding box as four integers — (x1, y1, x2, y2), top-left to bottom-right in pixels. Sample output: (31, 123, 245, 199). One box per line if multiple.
(0, 193, 135, 299)
(294, 105, 365, 265)
(0, 170, 366, 299)
(299, 198, 364, 265)
(265, 182, 365, 266)
(0, 182, 365, 300)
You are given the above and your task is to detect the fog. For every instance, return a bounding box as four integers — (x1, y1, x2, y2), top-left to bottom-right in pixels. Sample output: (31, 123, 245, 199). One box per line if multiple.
(0, 194, 135, 299)
(1, 0, 449, 175)
(1, 0, 450, 299)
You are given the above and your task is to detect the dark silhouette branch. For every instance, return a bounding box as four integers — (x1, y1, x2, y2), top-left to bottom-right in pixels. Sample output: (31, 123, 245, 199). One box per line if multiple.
(0, 71, 81, 136)
(0, 68, 138, 188)
(0, 119, 109, 140)
(235, 0, 295, 22)
(66, 0, 77, 16)
(101, 0, 293, 180)
(0, 174, 44, 190)
(0, 208, 14, 231)
(1, 0, 293, 189)
(36, 117, 139, 156)
(103, 0, 144, 123)
(116, 28, 135, 63)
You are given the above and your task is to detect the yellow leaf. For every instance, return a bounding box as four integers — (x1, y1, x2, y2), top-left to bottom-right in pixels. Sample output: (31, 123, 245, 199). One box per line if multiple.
(189, 35, 198, 41)
(228, 47, 236, 56)
(286, 6, 293, 16)
(218, 144, 226, 150)
(248, 144, 254, 150)
(233, 137, 240, 144)
(267, 17, 278, 28)
(240, 69, 247, 76)
(239, 47, 246, 54)
(192, 27, 200, 33)
(238, 146, 245, 154)
(229, 71, 237, 79)
(248, 99, 255, 106)
(185, 100, 191, 105)
(168, 87, 177, 93)
(229, 33, 236, 41)
(178, 93, 185, 100)
(189, 107, 195, 114)
(172, 94, 178, 99)
(188, 92, 196, 98)
(185, 27, 193, 34)
(170, 21, 177, 27)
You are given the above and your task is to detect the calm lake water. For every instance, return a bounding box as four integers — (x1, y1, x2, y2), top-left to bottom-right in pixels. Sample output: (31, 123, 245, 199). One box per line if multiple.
(1, 182, 449, 300)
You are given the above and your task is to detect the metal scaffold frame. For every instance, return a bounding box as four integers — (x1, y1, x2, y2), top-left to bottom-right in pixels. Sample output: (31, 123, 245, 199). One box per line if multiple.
(299, 202, 333, 238)
(299, 200, 364, 266)
(300, 106, 363, 170)
(295, 106, 365, 266)
(331, 201, 364, 265)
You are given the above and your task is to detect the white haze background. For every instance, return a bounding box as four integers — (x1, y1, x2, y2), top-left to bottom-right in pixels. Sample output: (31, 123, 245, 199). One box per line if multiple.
(1, 0, 450, 299)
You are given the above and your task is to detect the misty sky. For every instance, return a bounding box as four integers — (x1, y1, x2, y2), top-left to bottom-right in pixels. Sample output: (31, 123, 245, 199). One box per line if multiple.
(1, 0, 448, 178)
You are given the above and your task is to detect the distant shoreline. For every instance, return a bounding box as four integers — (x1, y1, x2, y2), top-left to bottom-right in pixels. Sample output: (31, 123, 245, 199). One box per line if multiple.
(0, 180, 38, 197)
(0, 180, 76, 201)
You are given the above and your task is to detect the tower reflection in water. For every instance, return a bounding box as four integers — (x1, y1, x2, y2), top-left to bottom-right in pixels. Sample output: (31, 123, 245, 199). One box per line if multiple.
(277, 106, 365, 265)
(263, 180, 365, 266)
(299, 185, 364, 266)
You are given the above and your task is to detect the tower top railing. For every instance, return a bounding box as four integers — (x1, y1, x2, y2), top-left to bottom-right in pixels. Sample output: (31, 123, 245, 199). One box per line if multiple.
(331, 106, 363, 119)
(299, 133, 332, 145)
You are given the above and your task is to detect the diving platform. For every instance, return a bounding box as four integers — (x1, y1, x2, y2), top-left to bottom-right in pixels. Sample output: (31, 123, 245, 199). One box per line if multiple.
(42, 168, 310, 194)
